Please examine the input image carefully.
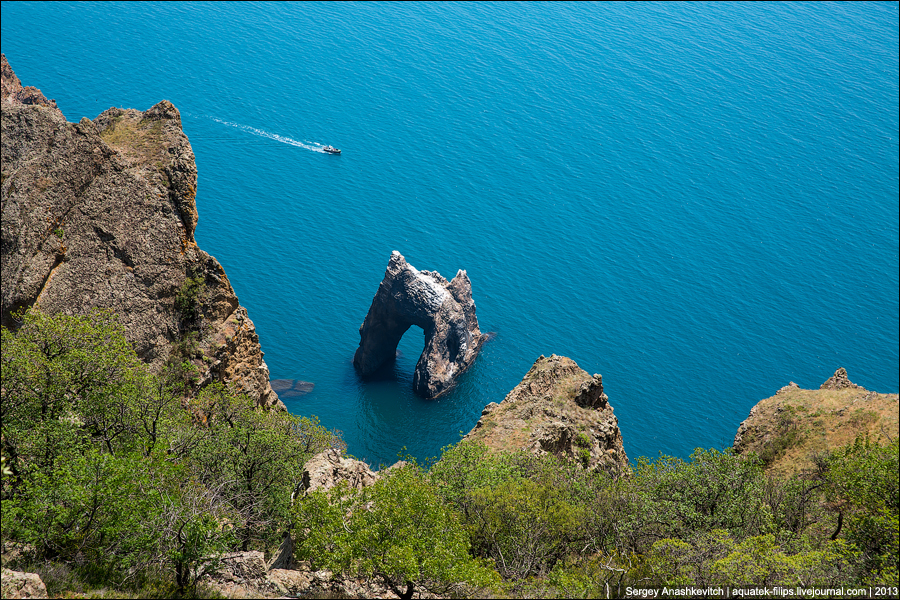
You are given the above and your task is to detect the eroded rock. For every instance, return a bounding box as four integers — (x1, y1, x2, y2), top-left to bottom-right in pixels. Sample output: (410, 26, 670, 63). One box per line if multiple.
(300, 448, 379, 494)
(1, 55, 281, 409)
(0, 568, 48, 599)
(820, 367, 864, 391)
(464, 354, 629, 476)
(353, 251, 485, 398)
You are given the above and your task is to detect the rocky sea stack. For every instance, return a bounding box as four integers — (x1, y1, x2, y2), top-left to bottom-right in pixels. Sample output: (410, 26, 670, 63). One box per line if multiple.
(353, 251, 485, 398)
(0, 54, 281, 408)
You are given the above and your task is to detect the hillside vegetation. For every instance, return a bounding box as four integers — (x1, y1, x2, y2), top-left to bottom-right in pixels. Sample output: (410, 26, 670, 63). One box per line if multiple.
(1, 309, 341, 597)
(2, 310, 898, 598)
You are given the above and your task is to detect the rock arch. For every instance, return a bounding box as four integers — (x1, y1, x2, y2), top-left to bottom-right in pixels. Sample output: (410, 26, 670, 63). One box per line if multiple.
(353, 251, 485, 398)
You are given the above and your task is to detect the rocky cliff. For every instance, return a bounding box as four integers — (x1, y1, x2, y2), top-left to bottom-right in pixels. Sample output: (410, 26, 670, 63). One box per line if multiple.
(353, 251, 486, 398)
(733, 368, 899, 476)
(464, 354, 629, 475)
(0, 54, 281, 408)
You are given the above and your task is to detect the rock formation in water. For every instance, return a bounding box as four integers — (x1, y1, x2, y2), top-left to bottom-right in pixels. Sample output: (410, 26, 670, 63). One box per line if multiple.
(464, 354, 629, 476)
(733, 368, 899, 476)
(353, 251, 486, 398)
(0, 54, 281, 408)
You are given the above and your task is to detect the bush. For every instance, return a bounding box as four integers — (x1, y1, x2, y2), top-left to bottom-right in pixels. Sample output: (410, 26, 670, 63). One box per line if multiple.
(2, 308, 343, 595)
(294, 462, 499, 598)
(624, 448, 772, 551)
(819, 437, 899, 584)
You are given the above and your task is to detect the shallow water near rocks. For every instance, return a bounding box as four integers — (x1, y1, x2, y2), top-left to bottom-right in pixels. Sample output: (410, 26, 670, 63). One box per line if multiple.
(3, 2, 897, 467)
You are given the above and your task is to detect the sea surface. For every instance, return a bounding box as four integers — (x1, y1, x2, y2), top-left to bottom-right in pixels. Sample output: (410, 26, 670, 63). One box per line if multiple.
(3, 2, 897, 467)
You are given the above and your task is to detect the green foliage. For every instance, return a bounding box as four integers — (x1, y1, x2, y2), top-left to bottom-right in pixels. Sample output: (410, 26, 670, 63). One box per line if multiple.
(186, 384, 340, 551)
(647, 530, 857, 588)
(294, 463, 499, 598)
(625, 448, 773, 550)
(759, 406, 804, 466)
(1, 309, 151, 478)
(467, 477, 583, 579)
(1, 308, 343, 595)
(174, 275, 206, 326)
(4, 308, 896, 594)
(430, 441, 610, 580)
(819, 436, 899, 584)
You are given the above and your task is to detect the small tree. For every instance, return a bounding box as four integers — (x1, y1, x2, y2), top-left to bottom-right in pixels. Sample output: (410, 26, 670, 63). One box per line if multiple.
(818, 436, 899, 584)
(294, 463, 499, 598)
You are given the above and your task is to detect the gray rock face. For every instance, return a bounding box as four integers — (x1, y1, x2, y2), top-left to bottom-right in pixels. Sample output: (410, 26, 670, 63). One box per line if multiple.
(353, 251, 485, 398)
(0, 54, 281, 409)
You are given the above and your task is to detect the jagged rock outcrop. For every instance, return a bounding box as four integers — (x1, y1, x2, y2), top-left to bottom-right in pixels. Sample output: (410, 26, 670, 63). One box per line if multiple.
(353, 251, 485, 398)
(819, 367, 864, 391)
(0, 57, 59, 113)
(299, 448, 380, 494)
(1, 54, 281, 408)
(734, 368, 899, 476)
(464, 354, 629, 476)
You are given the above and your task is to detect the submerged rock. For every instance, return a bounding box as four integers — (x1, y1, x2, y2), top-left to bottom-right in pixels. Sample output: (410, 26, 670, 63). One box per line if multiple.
(353, 251, 486, 398)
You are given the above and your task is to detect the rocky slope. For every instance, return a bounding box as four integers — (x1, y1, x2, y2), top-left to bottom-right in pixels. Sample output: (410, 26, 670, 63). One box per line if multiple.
(354, 251, 486, 398)
(464, 354, 629, 475)
(0, 54, 281, 408)
(733, 368, 899, 476)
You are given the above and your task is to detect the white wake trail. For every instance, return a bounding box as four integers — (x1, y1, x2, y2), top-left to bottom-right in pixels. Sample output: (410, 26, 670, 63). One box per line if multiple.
(210, 117, 325, 152)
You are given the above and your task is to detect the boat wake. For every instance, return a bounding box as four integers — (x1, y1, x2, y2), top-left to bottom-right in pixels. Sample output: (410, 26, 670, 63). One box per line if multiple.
(209, 117, 327, 153)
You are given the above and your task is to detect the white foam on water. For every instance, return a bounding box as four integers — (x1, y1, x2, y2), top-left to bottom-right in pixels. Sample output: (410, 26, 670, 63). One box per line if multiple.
(210, 117, 325, 152)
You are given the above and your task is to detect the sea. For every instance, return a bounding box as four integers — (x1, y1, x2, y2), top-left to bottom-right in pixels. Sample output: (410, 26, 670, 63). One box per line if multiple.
(2, 2, 897, 468)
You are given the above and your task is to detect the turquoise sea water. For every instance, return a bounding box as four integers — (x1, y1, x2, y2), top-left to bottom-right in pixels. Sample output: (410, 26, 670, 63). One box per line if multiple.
(3, 2, 898, 467)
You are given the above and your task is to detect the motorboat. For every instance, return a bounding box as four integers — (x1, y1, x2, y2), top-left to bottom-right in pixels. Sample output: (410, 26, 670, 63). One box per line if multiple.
(323, 145, 341, 154)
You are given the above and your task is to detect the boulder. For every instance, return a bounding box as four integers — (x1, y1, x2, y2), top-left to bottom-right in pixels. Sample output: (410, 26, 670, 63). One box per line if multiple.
(212, 551, 267, 583)
(353, 251, 485, 398)
(300, 448, 379, 494)
(0, 569, 48, 599)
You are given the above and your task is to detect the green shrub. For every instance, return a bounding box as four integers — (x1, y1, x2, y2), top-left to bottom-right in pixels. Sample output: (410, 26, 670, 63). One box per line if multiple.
(819, 436, 899, 584)
(294, 463, 499, 598)
(624, 448, 772, 552)
(174, 275, 206, 325)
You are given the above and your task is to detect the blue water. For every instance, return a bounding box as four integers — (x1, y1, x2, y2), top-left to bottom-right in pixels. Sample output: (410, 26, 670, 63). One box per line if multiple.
(3, 2, 898, 468)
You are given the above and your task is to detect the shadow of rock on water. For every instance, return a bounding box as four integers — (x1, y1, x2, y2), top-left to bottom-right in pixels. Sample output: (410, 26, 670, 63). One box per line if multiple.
(270, 379, 315, 398)
(354, 349, 412, 384)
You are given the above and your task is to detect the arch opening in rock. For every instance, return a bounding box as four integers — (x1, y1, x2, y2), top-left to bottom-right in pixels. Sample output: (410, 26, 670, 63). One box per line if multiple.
(352, 251, 486, 398)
